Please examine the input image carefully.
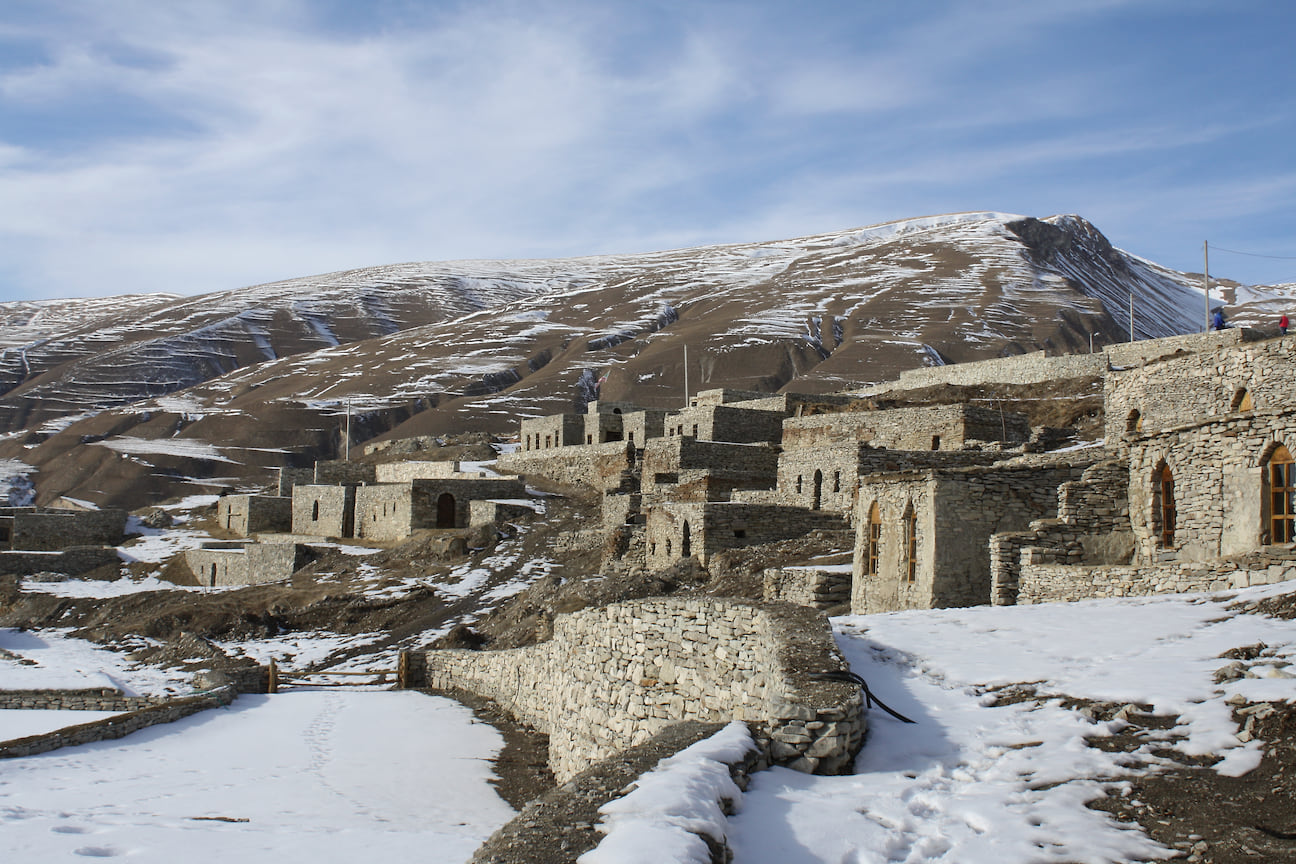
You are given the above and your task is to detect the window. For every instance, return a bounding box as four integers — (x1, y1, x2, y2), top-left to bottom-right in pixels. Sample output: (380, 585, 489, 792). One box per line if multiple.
(1270, 445, 1295, 544)
(833, 471, 841, 493)
(311, 501, 320, 521)
(587, 434, 594, 444)
(1126, 410, 1143, 433)
(903, 504, 917, 583)
(931, 436, 941, 451)
(812, 470, 823, 511)
(796, 475, 803, 494)
(1232, 389, 1254, 412)
(681, 521, 691, 558)
(691, 424, 699, 437)
(1158, 463, 1176, 547)
(865, 503, 881, 576)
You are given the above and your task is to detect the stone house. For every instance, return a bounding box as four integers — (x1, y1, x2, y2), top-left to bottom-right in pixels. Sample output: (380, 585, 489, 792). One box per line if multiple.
(353, 475, 527, 541)
(850, 461, 1083, 613)
(291, 485, 357, 538)
(995, 334, 1296, 605)
(640, 437, 779, 504)
(645, 501, 848, 568)
(183, 541, 316, 587)
(663, 404, 785, 444)
(216, 495, 292, 536)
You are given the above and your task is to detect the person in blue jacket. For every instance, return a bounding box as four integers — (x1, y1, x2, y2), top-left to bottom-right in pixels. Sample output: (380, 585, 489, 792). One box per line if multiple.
(1212, 309, 1226, 331)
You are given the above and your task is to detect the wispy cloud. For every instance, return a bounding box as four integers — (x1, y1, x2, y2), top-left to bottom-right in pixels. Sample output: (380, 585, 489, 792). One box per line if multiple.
(0, 0, 1293, 300)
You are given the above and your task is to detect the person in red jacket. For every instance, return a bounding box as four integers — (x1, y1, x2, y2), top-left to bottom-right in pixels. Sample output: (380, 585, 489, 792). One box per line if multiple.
(1281, 313, 1289, 336)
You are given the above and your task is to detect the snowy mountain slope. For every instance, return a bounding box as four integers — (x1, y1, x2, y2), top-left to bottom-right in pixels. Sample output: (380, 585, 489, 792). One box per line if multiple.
(2, 212, 1286, 509)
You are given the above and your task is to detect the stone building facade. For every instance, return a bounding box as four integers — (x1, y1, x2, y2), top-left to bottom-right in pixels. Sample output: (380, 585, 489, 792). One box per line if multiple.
(782, 404, 1031, 451)
(183, 541, 316, 587)
(290, 485, 357, 538)
(640, 438, 779, 504)
(353, 475, 527, 540)
(663, 404, 785, 444)
(215, 495, 292, 536)
(851, 462, 1082, 613)
(645, 502, 848, 568)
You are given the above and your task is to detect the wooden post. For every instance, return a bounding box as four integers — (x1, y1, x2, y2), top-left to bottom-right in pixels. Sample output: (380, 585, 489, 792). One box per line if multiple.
(267, 659, 278, 694)
(398, 651, 409, 690)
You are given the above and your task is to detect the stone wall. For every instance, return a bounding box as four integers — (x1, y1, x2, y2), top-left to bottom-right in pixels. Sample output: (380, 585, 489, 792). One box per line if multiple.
(763, 565, 852, 610)
(664, 405, 786, 445)
(277, 467, 315, 496)
(215, 495, 292, 536)
(1017, 549, 1296, 604)
(354, 476, 529, 538)
(423, 598, 864, 783)
(183, 542, 314, 587)
(782, 404, 1030, 451)
(891, 351, 1106, 390)
(852, 464, 1080, 613)
(0, 507, 127, 551)
(1125, 407, 1296, 564)
(1104, 334, 1295, 444)
(519, 414, 585, 452)
(621, 410, 669, 447)
(645, 502, 848, 568)
(374, 461, 467, 483)
(0, 546, 121, 577)
(641, 438, 778, 504)
(0, 687, 164, 711)
(0, 686, 237, 760)
(989, 461, 1134, 605)
(498, 440, 635, 494)
(469, 500, 538, 528)
(314, 461, 377, 485)
(291, 484, 357, 537)
(1103, 328, 1249, 369)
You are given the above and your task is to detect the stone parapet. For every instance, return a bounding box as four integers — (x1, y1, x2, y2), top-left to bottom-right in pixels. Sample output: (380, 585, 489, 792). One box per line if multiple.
(1017, 549, 1296, 604)
(0, 688, 166, 711)
(0, 546, 121, 577)
(424, 598, 864, 783)
(763, 566, 852, 610)
(0, 686, 237, 759)
(498, 440, 635, 494)
(891, 351, 1106, 390)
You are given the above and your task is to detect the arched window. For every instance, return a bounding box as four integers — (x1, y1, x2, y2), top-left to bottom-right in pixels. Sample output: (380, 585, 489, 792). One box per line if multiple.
(903, 503, 917, 583)
(311, 500, 320, 521)
(812, 470, 823, 511)
(1157, 463, 1176, 547)
(1269, 445, 1295, 544)
(1127, 410, 1143, 433)
(681, 521, 691, 558)
(865, 503, 881, 576)
(1232, 388, 1254, 412)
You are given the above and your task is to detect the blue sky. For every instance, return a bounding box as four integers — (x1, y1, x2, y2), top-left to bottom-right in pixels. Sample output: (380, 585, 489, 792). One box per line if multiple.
(1, 0, 1293, 301)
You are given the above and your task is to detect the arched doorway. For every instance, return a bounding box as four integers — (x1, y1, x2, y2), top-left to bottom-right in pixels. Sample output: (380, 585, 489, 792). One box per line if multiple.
(1268, 445, 1295, 544)
(681, 521, 691, 558)
(436, 492, 456, 529)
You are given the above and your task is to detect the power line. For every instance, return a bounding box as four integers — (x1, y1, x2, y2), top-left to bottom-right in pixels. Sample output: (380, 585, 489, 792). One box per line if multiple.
(1209, 245, 1296, 261)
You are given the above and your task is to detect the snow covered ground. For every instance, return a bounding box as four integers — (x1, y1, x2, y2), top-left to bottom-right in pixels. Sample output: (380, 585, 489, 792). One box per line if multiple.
(5, 575, 1296, 863)
(0, 690, 514, 863)
(588, 581, 1296, 864)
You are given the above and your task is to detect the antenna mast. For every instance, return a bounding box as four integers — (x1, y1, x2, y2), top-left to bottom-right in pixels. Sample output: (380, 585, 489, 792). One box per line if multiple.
(1203, 240, 1211, 332)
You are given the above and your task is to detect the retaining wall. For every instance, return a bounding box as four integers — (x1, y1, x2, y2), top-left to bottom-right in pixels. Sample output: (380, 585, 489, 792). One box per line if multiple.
(1017, 549, 1296, 604)
(892, 351, 1106, 390)
(424, 598, 864, 783)
(0, 686, 237, 759)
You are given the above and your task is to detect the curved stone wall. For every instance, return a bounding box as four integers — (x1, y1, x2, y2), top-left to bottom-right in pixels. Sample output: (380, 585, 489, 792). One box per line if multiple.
(424, 597, 864, 782)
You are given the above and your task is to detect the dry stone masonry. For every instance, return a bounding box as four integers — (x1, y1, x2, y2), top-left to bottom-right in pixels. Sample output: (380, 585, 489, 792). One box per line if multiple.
(424, 598, 864, 782)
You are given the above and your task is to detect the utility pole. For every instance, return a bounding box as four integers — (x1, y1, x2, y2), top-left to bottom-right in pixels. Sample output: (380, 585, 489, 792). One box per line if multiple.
(1203, 240, 1211, 332)
(683, 344, 689, 409)
(344, 399, 351, 460)
(1129, 292, 1134, 342)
